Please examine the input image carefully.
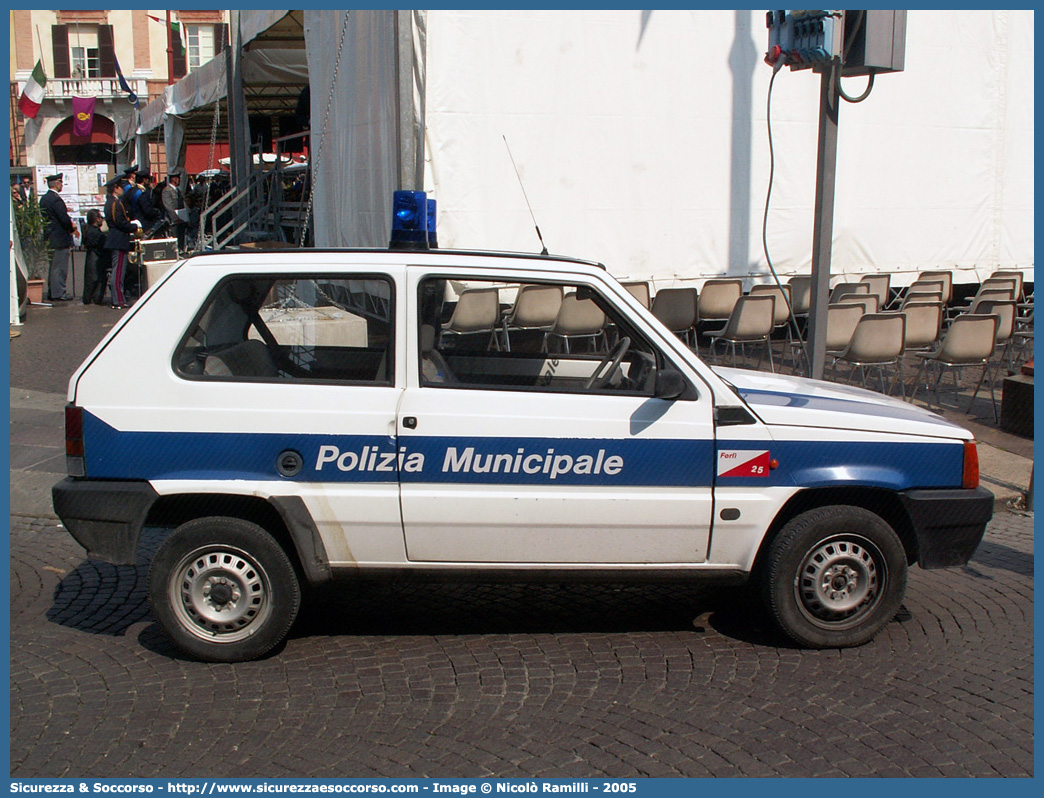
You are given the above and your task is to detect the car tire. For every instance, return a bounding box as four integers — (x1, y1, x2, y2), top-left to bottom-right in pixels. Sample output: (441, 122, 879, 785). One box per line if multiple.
(762, 505, 907, 648)
(148, 517, 301, 662)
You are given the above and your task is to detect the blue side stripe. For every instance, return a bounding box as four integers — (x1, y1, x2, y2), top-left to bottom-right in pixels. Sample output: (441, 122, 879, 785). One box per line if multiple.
(82, 414, 712, 487)
(83, 413, 397, 483)
(724, 440, 964, 490)
(401, 436, 714, 486)
(82, 413, 963, 490)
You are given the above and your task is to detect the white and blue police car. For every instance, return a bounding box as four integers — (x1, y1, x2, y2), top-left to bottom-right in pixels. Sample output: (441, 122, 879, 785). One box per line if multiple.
(53, 191, 993, 661)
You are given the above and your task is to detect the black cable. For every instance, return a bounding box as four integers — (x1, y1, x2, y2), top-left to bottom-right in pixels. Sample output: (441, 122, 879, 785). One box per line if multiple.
(837, 72, 875, 103)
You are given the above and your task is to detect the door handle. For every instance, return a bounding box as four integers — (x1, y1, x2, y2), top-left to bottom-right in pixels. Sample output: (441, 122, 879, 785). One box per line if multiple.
(402, 416, 418, 429)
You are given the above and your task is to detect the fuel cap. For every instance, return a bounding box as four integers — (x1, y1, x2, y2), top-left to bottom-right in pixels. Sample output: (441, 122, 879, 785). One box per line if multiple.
(276, 449, 304, 478)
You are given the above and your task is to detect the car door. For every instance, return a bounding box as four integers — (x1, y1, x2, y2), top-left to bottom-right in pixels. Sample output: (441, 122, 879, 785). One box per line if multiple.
(396, 265, 715, 565)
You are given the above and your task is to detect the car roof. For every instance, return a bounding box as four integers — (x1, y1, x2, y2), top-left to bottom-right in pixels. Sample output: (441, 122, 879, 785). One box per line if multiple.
(179, 248, 608, 273)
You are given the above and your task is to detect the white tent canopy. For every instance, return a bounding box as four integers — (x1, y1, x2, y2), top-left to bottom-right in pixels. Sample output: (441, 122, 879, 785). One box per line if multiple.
(240, 10, 294, 47)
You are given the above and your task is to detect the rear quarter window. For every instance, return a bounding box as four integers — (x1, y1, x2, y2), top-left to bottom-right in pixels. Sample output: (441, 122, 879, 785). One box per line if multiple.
(173, 274, 394, 385)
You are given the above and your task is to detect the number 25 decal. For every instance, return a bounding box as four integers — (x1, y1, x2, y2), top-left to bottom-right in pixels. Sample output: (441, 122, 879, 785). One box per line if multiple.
(717, 450, 771, 478)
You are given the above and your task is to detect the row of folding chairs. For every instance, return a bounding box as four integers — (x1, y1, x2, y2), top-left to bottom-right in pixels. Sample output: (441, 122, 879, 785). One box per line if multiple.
(442, 284, 611, 353)
(659, 273, 1032, 412)
(639, 269, 1028, 336)
(445, 275, 1030, 410)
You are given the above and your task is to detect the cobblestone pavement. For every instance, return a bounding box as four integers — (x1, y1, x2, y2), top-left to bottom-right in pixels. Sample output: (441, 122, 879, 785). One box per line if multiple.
(10, 510, 1033, 778)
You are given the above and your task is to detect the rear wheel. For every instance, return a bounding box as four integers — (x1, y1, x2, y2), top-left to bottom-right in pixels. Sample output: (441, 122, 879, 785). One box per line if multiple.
(762, 506, 907, 648)
(149, 517, 301, 662)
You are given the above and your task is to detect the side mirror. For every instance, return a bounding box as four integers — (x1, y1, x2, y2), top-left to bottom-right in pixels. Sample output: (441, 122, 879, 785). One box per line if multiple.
(654, 369, 688, 400)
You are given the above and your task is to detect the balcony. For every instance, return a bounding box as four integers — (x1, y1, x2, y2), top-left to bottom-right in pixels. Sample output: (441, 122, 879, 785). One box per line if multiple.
(16, 76, 149, 103)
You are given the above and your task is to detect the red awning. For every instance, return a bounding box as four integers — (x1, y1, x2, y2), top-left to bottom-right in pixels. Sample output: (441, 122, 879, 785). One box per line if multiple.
(49, 114, 115, 146)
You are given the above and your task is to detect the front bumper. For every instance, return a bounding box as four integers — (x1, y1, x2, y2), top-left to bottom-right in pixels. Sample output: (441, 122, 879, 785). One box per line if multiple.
(52, 478, 158, 564)
(900, 486, 994, 569)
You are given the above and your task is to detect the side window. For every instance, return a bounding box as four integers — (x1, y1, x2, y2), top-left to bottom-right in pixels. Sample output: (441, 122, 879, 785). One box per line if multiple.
(174, 275, 394, 384)
(418, 277, 661, 395)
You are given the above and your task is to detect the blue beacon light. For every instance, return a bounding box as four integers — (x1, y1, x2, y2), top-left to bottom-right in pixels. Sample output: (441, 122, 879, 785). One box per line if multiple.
(426, 198, 438, 248)
(390, 190, 429, 250)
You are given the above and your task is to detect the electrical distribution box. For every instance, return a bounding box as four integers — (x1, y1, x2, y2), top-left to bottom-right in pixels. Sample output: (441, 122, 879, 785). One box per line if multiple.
(765, 10, 906, 75)
(841, 10, 906, 75)
(765, 10, 844, 70)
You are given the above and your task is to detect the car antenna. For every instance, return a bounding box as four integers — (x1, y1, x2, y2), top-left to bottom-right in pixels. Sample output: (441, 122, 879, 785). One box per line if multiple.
(503, 135, 549, 255)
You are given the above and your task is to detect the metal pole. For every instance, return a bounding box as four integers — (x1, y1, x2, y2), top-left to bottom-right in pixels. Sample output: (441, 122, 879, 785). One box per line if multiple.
(166, 11, 175, 86)
(395, 11, 426, 191)
(805, 62, 840, 380)
(227, 11, 252, 238)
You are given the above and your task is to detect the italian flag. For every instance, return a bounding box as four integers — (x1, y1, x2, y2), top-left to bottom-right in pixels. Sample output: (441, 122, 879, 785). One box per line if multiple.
(149, 15, 187, 57)
(170, 20, 187, 57)
(18, 60, 46, 119)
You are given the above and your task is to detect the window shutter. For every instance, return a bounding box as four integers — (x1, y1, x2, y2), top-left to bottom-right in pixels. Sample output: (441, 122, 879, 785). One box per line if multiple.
(98, 25, 116, 78)
(215, 23, 228, 55)
(172, 32, 187, 78)
(52, 25, 70, 78)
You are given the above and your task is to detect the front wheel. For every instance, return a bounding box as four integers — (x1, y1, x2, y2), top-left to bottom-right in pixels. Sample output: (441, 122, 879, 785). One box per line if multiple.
(762, 506, 908, 648)
(149, 517, 301, 662)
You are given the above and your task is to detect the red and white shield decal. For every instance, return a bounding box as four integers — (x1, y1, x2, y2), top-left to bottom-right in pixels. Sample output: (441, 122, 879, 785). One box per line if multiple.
(717, 450, 771, 477)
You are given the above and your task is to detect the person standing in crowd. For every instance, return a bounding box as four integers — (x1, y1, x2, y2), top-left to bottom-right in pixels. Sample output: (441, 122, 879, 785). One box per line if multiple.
(185, 173, 207, 251)
(120, 163, 138, 198)
(39, 173, 76, 302)
(104, 177, 136, 309)
(81, 209, 108, 305)
(162, 170, 187, 254)
(133, 172, 162, 230)
(121, 165, 141, 215)
(19, 175, 33, 202)
(12, 181, 24, 206)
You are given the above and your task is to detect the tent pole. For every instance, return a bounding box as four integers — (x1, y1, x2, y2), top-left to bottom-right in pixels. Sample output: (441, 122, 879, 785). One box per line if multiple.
(226, 10, 252, 238)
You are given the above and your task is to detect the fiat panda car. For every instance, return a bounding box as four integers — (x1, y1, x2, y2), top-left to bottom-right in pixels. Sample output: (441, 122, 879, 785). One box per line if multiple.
(53, 247, 993, 662)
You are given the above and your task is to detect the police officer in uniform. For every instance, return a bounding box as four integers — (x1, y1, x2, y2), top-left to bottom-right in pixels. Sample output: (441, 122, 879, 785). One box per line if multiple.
(162, 170, 187, 254)
(104, 176, 137, 309)
(39, 173, 76, 301)
(133, 172, 162, 231)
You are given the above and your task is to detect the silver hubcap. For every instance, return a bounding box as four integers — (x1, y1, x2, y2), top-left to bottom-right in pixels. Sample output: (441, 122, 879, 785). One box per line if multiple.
(170, 546, 271, 642)
(796, 535, 883, 628)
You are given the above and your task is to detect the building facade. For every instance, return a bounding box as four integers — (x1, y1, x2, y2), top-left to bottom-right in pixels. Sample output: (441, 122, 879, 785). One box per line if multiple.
(10, 9, 228, 172)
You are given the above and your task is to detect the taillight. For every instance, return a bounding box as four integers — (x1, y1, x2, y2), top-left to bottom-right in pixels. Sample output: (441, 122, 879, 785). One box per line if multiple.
(962, 440, 980, 490)
(65, 404, 85, 477)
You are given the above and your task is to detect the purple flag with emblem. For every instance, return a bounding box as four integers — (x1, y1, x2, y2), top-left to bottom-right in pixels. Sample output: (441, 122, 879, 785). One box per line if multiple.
(72, 96, 95, 137)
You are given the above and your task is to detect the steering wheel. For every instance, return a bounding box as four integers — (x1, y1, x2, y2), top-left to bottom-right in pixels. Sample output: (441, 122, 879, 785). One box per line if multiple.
(585, 336, 631, 390)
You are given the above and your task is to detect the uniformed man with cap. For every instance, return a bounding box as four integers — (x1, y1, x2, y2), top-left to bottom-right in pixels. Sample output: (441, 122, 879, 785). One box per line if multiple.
(162, 169, 187, 253)
(104, 175, 138, 309)
(121, 167, 143, 224)
(39, 173, 76, 301)
(132, 171, 161, 228)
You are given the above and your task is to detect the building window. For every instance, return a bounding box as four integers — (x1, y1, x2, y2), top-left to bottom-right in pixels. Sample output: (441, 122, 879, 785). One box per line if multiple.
(52, 24, 115, 79)
(69, 28, 100, 78)
(71, 46, 100, 79)
(187, 24, 216, 71)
